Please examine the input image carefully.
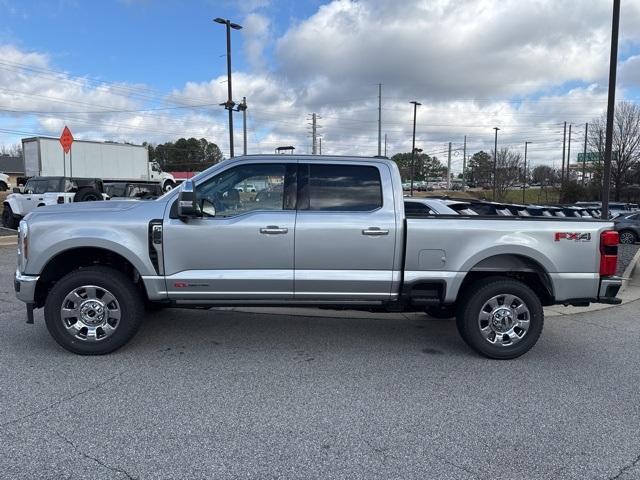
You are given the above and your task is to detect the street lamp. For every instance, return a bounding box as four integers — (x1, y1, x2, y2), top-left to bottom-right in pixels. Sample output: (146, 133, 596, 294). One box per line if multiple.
(492, 127, 500, 199)
(214, 17, 242, 158)
(523, 141, 532, 204)
(409, 101, 421, 196)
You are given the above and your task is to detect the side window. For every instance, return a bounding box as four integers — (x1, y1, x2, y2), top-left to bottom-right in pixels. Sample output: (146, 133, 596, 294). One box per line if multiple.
(196, 163, 287, 217)
(44, 179, 61, 192)
(24, 180, 38, 194)
(307, 164, 383, 211)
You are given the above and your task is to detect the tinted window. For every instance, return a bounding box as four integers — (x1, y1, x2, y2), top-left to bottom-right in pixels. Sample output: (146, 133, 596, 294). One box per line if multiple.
(404, 201, 434, 215)
(308, 164, 382, 211)
(196, 163, 288, 217)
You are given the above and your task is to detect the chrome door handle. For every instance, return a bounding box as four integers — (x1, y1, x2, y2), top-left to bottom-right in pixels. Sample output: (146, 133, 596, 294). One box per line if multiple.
(362, 227, 389, 236)
(260, 225, 288, 234)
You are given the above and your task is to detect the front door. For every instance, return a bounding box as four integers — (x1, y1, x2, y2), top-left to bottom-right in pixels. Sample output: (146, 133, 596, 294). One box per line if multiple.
(294, 162, 397, 301)
(162, 161, 297, 301)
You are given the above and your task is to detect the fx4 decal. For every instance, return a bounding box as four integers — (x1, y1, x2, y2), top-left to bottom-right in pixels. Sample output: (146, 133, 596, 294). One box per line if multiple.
(554, 232, 592, 242)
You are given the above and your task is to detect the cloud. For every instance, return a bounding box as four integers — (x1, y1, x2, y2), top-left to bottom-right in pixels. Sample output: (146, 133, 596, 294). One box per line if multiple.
(243, 13, 271, 71)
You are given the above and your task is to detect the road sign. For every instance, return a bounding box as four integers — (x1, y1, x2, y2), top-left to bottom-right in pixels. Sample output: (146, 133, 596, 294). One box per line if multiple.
(59, 126, 74, 153)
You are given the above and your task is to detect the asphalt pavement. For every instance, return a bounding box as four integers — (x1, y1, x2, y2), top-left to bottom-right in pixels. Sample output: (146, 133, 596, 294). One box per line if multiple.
(1, 245, 640, 480)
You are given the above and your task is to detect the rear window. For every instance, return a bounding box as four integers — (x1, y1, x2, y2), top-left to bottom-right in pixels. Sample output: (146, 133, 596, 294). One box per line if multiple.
(308, 164, 382, 211)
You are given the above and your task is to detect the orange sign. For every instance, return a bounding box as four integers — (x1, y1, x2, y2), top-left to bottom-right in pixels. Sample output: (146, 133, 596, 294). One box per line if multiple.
(59, 125, 74, 153)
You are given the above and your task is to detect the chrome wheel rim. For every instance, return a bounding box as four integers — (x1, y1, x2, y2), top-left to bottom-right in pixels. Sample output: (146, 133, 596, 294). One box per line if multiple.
(478, 294, 530, 347)
(620, 232, 635, 244)
(60, 285, 121, 342)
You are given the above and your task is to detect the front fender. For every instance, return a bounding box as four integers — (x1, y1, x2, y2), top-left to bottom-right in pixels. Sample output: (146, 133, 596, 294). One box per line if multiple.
(26, 225, 154, 277)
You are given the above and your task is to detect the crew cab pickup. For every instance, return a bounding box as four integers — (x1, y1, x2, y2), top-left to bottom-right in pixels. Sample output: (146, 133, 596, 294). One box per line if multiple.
(14, 156, 622, 359)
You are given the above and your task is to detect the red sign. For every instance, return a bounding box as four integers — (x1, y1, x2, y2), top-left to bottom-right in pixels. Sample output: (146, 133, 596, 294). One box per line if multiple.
(59, 125, 74, 153)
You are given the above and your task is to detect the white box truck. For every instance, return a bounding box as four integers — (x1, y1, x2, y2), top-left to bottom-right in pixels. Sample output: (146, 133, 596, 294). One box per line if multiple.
(21, 137, 176, 192)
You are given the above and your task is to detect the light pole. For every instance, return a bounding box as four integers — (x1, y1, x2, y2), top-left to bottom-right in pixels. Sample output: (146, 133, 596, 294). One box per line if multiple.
(523, 141, 531, 204)
(602, 0, 620, 219)
(409, 101, 421, 196)
(214, 17, 242, 158)
(492, 127, 500, 199)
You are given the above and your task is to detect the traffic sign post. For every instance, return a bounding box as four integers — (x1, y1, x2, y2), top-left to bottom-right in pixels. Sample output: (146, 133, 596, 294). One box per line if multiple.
(59, 126, 74, 178)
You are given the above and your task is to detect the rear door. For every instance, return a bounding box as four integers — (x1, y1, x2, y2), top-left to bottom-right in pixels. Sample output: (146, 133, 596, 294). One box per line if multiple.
(294, 161, 397, 300)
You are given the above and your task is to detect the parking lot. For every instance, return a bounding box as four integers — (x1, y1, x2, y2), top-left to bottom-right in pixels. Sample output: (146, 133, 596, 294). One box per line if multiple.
(1, 244, 640, 480)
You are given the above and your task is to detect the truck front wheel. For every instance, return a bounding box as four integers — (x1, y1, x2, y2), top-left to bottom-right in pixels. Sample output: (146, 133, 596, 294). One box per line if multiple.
(2, 204, 19, 229)
(44, 266, 144, 355)
(163, 180, 175, 192)
(456, 277, 543, 359)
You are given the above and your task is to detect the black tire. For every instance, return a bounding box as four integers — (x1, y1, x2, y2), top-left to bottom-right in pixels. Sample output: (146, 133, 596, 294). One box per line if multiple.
(163, 181, 175, 192)
(44, 266, 144, 355)
(2, 204, 19, 229)
(74, 187, 102, 202)
(425, 305, 456, 319)
(456, 277, 543, 359)
(619, 230, 637, 245)
(0, 182, 7, 192)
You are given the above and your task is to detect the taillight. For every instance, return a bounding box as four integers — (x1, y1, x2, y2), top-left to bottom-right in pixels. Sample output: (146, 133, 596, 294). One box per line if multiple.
(599, 230, 618, 276)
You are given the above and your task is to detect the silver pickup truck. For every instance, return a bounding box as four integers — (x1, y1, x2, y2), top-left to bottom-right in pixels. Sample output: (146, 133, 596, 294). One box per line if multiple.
(14, 155, 622, 359)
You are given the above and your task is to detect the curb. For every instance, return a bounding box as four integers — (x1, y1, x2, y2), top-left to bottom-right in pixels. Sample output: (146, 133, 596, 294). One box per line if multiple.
(621, 246, 640, 292)
(0, 235, 17, 246)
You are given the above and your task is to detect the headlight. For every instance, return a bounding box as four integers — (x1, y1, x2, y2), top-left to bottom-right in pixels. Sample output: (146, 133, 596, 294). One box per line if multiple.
(18, 220, 28, 271)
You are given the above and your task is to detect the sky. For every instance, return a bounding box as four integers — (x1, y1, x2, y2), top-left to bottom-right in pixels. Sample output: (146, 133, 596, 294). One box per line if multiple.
(1, 0, 640, 172)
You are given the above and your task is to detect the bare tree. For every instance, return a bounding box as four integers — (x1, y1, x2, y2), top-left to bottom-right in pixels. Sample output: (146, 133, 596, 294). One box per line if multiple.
(588, 101, 640, 201)
(491, 147, 522, 201)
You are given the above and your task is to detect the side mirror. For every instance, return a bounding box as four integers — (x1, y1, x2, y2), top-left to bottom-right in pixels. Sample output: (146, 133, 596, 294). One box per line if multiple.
(12, 187, 21, 194)
(177, 180, 199, 218)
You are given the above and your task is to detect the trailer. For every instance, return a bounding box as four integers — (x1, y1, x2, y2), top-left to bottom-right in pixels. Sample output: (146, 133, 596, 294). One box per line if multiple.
(21, 137, 176, 192)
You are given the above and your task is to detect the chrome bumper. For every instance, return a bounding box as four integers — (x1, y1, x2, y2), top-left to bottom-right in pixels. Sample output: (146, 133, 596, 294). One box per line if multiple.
(14, 269, 39, 304)
(597, 276, 622, 304)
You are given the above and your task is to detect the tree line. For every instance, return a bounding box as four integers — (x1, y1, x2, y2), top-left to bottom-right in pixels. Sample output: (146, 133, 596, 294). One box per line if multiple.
(391, 101, 640, 204)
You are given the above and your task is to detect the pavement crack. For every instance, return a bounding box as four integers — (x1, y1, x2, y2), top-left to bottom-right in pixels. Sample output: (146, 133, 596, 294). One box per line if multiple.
(55, 431, 138, 480)
(609, 451, 640, 480)
(0, 371, 125, 428)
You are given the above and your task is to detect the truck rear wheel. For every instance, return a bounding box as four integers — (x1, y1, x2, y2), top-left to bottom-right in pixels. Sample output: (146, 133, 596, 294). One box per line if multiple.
(44, 266, 144, 355)
(456, 277, 543, 359)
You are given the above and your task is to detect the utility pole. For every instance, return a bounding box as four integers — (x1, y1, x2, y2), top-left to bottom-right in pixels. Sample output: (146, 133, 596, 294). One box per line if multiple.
(561, 121, 567, 189)
(492, 127, 500, 199)
(602, 0, 620, 219)
(312, 113, 317, 154)
(319, 137, 322, 155)
(214, 17, 242, 158)
(567, 124, 572, 185)
(462, 135, 467, 191)
(409, 101, 421, 196)
(523, 141, 531, 204)
(237, 96, 248, 156)
(377, 83, 382, 157)
(384, 134, 387, 157)
(582, 122, 588, 186)
(447, 142, 452, 190)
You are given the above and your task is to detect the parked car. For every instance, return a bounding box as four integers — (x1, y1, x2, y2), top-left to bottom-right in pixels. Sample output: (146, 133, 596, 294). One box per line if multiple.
(14, 155, 621, 359)
(613, 212, 640, 244)
(104, 182, 163, 200)
(2, 176, 106, 229)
